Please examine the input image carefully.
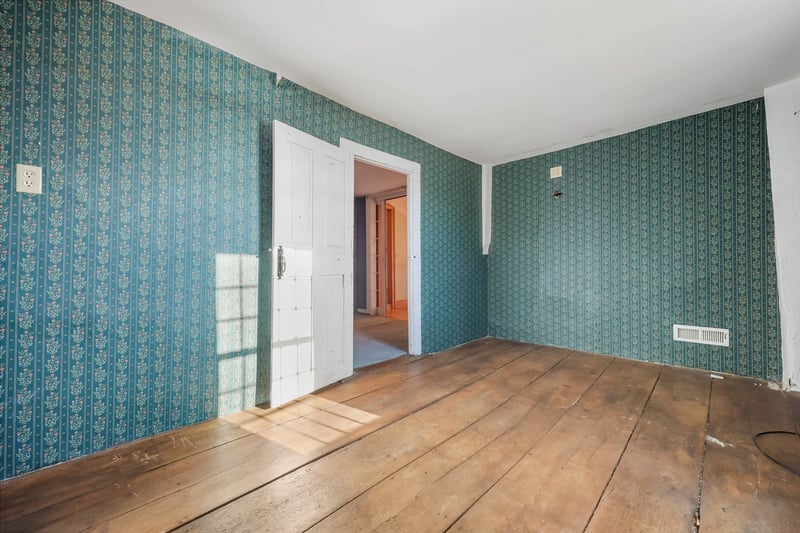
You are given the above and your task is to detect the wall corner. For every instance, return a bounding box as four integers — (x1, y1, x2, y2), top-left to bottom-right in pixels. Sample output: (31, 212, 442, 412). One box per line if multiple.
(482, 163, 492, 255)
(764, 78, 800, 392)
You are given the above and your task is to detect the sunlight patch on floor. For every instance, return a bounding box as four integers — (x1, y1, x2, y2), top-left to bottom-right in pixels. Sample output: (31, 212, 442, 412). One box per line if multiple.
(221, 394, 381, 455)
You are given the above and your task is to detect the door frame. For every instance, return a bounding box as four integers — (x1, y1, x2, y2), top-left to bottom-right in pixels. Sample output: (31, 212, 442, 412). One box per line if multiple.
(340, 139, 422, 356)
(367, 187, 406, 317)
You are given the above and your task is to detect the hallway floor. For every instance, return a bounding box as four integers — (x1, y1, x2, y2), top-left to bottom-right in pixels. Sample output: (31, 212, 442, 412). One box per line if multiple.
(354, 313, 408, 368)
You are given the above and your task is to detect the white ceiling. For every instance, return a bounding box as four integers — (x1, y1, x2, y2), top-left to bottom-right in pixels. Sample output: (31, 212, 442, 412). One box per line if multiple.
(111, 0, 800, 165)
(354, 161, 407, 197)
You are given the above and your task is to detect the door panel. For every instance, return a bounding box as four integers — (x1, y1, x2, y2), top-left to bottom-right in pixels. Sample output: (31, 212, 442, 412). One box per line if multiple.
(290, 143, 313, 246)
(314, 274, 345, 387)
(324, 159, 346, 250)
(271, 121, 353, 407)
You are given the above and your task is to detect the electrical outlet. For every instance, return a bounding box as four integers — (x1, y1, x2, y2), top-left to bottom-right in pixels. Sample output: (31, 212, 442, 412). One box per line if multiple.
(16, 164, 43, 194)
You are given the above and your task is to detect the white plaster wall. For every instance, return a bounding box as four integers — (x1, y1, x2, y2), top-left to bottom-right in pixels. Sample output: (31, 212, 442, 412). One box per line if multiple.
(482, 164, 492, 255)
(764, 78, 800, 391)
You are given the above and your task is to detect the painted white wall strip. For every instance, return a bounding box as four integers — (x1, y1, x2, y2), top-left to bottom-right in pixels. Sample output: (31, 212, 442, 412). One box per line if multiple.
(482, 163, 492, 255)
(764, 78, 800, 391)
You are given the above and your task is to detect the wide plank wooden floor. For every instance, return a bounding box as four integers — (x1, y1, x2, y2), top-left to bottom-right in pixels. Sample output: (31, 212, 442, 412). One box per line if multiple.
(1, 338, 798, 532)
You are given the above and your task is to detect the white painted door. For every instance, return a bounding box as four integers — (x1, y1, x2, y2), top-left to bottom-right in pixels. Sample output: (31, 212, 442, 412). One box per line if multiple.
(271, 121, 354, 407)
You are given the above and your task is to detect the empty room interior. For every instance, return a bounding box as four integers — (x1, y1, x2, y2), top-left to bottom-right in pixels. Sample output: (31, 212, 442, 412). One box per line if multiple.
(2, 0, 800, 531)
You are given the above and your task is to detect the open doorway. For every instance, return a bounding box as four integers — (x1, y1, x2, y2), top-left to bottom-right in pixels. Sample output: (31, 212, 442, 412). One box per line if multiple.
(341, 138, 422, 360)
(353, 161, 409, 368)
(384, 196, 408, 321)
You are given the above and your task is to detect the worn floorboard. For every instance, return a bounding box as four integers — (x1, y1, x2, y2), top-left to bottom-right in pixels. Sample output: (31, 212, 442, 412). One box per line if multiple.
(179, 347, 568, 532)
(1, 338, 798, 532)
(358, 351, 611, 533)
(90, 340, 536, 532)
(699, 376, 800, 532)
(586, 365, 710, 532)
(450, 358, 662, 532)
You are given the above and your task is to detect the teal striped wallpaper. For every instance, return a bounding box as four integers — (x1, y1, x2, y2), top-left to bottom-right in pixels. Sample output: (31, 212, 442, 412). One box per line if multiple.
(489, 99, 781, 382)
(0, 0, 486, 479)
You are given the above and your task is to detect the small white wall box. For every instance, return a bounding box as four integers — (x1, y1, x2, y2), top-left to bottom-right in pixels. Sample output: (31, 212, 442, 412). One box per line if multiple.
(549, 166, 562, 179)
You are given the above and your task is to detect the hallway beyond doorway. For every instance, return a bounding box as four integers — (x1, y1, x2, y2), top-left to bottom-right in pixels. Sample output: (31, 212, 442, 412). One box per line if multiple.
(354, 313, 408, 368)
(386, 306, 407, 321)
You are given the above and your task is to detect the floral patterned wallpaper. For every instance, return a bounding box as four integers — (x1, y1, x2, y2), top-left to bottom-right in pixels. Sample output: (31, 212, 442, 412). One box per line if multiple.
(489, 99, 781, 382)
(0, 0, 486, 479)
